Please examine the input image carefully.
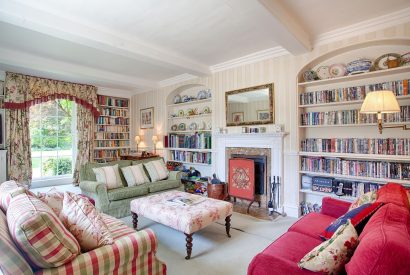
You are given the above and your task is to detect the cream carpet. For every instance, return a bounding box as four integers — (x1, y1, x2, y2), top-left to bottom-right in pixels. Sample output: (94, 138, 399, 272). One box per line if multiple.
(32, 185, 297, 275)
(122, 213, 296, 275)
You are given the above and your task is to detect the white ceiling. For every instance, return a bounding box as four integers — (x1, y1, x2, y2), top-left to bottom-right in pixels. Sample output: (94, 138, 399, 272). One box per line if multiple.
(0, 0, 409, 94)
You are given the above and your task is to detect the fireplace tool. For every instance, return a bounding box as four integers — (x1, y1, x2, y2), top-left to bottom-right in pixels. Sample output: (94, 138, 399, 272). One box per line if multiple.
(268, 176, 286, 217)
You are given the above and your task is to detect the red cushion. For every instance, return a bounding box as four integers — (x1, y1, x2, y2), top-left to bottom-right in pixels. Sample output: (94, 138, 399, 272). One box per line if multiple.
(261, 231, 322, 263)
(248, 253, 315, 275)
(346, 203, 410, 275)
(288, 212, 335, 240)
(376, 182, 410, 210)
(321, 197, 351, 218)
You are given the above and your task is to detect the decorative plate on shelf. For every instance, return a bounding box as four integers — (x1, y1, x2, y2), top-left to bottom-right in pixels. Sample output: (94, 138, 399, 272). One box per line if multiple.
(207, 121, 212, 130)
(182, 95, 189, 102)
(374, 53, 401, 70)
(206, 89, 212, 98)
(178, 123, 186, 131)
(303, 70, 318, 81)
(173, 95, 181, 104)
(189, 122, 198, 131)
(171, 124, 178, 131)
(329, 64, 347, 78)
(199, 121, 206, 130)
(197, 90, 207, 100)
(316, 66, 331, 80)
(177, 110, 185, 117)
(203, 106, 211, 114)
(400, 52, 410, 66)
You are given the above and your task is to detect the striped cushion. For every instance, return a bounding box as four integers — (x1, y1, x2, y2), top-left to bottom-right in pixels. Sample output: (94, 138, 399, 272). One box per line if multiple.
(7, 193, 80, 269)
(36, 229, 166, 275)
(121, 164, 150, 186)
(144, 160, 169, 182)
(0, 180, 27, 212)
(93, 164, 123, 190)
(0, 211, 33, 275)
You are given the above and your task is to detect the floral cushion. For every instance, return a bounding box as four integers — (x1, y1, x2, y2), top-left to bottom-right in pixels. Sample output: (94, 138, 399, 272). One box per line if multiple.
(0, 180, 28, 212)
(121, 164, 150, 186)
(60, 192, 113, 252)
(92, 164, 123, 189)
(298, 219, 359, 274)
(144, 160, 169, 182)
(321, 202, 382, 240)
(36, 187, 64, 216)
(348, 190, 377, 211)
(7, 193, 80, 268)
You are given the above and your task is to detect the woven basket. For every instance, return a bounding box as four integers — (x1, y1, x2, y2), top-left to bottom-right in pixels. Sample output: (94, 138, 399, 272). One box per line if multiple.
(207, 183, 226, 200)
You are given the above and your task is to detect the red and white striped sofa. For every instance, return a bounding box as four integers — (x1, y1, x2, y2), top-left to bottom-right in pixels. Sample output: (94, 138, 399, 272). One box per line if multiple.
(0, 185, 166, 275)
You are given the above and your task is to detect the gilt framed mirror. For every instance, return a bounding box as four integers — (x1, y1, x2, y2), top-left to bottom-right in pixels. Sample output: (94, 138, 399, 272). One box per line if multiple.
(225, 83, 274, 126)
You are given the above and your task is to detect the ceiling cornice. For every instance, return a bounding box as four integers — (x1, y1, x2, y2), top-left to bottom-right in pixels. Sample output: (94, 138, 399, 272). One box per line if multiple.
(209, 47, 289, 73)
(159, 73, 198, 88)
(315, 7, 410, 45)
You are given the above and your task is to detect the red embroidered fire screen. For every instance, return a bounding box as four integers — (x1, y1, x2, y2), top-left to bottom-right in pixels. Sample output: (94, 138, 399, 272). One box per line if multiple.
(228, 158, 255, 201)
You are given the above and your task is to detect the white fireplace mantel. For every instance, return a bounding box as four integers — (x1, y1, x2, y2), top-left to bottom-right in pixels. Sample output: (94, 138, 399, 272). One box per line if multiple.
(214, 132, 288, 201)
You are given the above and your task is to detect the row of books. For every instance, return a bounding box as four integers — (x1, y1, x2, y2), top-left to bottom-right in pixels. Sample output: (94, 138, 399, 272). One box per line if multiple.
(299, 79, 409, 105)
(95, 132, 130, 140)
(96, 117, 129, 125)
(301, 138, 410, 155)
(98, 96, 128, 107)
(167, 133, 212, 149)
(96, 125, 129, 132)
(301, 157, 410, 180)
(169, 151, 212, 164)
(100, 107, 129, 117)
(300, 106, 410, 126)
(93, 148, 129, 160)
(95, 140, 130, 148)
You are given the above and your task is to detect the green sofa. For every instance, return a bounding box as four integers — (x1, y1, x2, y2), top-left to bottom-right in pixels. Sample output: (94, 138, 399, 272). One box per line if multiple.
(79, 157, 184, 218)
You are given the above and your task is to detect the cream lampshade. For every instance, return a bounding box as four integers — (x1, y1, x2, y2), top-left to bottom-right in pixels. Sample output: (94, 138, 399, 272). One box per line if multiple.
(360, 90, 401, 134)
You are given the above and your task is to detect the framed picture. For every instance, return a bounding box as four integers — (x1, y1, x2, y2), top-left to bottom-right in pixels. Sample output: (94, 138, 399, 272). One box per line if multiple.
(257, 110, 270, 121)
(232, 112, 244, 123)
(140, 107, 154, 129)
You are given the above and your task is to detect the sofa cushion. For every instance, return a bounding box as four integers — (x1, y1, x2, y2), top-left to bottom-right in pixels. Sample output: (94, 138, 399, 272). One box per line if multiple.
(321, 202, 383, 240)
(147, 179, 181, 193)
(107, 185, 149, 201)
(376, 182, 410, 209)
(121, 164, 150, 186)
(0, 211, 33, 275)
(7, 193, 80, 268)
(0, 180, 27, 212)
(320, 197, 351, 218)
(299, 219, 358, 274)
(288, 212, 335, 240)
(248, 253, 314, 275)
(93, 164, 123, 190)
(346, 203, 410, 275)
(261, 231, 322, 263)
(80, 160, 132, 186)
(60, 192, 113, 252)
(144, 160, 169, 182)
(349, 190, 377, 211)
(36, 187, 64, 216)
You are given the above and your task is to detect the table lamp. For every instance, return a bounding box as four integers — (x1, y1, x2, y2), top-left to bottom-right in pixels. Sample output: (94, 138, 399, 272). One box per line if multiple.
(152, 135, 158, 154)
(135, 135, 141, 152)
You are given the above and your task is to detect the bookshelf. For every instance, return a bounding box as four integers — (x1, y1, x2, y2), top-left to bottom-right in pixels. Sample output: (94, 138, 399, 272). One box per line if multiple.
(94, 95, 130, 163)
(165, 85, 213, 172)
(297, 43, 410, 216)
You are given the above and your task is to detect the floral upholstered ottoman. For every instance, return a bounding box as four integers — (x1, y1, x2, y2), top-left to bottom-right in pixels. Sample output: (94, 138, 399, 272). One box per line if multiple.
(130, 190, 233, 259)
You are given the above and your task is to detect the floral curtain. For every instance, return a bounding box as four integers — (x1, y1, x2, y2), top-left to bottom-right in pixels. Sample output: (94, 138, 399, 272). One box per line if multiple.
(4, 72, 99, 184)
(73, 105, 95, 184)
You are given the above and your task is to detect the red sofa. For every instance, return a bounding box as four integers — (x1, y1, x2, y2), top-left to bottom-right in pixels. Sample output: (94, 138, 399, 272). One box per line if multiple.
(248, 184, 410, 275)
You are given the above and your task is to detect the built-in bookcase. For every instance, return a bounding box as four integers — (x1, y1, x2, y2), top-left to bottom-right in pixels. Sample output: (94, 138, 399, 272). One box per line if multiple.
(94, 95, 130, 162)
(297, 42, 410, 216)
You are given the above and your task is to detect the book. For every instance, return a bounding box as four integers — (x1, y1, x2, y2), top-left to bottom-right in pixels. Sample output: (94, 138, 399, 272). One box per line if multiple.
(167, 195, 205, 206)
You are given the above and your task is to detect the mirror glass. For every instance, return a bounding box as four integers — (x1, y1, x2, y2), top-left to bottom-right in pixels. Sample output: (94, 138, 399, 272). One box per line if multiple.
(226, 83, 274, 126)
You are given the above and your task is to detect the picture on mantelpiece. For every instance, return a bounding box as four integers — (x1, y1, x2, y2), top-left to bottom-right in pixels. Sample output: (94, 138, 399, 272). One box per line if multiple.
(232, 112, 244, 123)
(257, 110, 270, 121)
(140, 107, 154, 129)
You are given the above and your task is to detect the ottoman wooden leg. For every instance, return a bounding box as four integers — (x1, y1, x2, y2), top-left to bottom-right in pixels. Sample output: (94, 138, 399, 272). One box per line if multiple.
(184, 233, 193, 260)
(225, 215, 232, 238)
(132, 212, 138, 230)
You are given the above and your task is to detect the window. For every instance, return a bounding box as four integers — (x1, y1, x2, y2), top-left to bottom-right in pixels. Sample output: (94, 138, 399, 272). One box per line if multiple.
(30, 99, 76, 179)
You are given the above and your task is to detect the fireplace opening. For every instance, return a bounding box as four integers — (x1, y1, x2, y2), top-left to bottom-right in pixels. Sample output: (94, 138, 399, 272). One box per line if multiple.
(231, 154, 267, 196)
